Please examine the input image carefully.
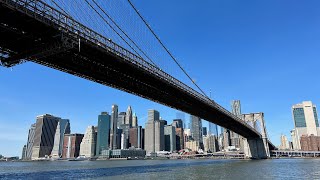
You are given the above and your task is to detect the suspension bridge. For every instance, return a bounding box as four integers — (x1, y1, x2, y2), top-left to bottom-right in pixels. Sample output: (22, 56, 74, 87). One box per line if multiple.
(0, 0, 275, 158)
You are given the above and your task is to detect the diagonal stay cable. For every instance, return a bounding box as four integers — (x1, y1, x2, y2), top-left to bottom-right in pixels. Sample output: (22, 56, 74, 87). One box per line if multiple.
(127, 0, 211, 100)
(91, 0, 159, 68)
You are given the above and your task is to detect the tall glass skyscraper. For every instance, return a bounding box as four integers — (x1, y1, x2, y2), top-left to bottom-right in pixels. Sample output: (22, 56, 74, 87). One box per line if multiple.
(110, 105, 118, 150)
(96, 112, 110, 156)
(51, 119, 71, 158)
(190, 115, 203, 143)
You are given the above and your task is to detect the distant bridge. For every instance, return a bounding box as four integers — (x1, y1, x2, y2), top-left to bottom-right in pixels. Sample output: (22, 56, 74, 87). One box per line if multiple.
(0, 0, 275, 155)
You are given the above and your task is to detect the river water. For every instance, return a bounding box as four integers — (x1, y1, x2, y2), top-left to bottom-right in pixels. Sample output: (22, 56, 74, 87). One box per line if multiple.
(0, 159, 320, 179)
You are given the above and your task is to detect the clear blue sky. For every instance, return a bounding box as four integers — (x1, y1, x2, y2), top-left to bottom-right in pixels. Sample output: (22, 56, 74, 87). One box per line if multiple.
(1, 0, 320, 157)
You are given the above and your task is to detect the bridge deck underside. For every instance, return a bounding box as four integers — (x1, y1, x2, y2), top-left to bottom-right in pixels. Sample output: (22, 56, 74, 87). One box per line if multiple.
(0, 2, 266, 140)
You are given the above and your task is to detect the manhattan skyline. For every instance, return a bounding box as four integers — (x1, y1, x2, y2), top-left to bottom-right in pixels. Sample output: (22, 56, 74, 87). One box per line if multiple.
(1, 0, 320, 157)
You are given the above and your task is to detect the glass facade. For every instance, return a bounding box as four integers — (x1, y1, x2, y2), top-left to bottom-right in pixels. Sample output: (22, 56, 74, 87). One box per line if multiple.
(293, 108, 307, 127)
(96, 112, 111, 156)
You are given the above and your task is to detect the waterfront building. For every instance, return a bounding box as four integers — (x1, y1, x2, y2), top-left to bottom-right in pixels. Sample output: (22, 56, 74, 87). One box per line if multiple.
(175, 127, 184, 151)
(203, 135, 218, 153)
(291, 101, 320, 150)
(279, 135, 290, 150)
(26, 123, 36, 160)
(118, 112, 126, 128)
(51, 119, 71, 158)
(300, 134, 320, 151)
(120, 124, 130, 149)
(129, 126, 144, 148)
(62, 134, 84, 158)
(101, 148, 146, 159)
(80, 126, 96, 158)
(125, 106, 133, 126)
(190, 115, 203, 144)
(202, 127, 208, 136)
(185, 141, 201, 152)
(132, 113, 138, 127)
(155, 120, 165, 152)
(110, 105, 119, 150)
(32, 114, 60, 160)
(145, 110, 160, 153)
(164, 125, 176, 152)
(96, 112, 110, 156)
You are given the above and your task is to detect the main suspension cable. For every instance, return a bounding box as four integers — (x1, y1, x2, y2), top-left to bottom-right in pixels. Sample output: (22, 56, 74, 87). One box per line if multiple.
(127, 0, 211, 99)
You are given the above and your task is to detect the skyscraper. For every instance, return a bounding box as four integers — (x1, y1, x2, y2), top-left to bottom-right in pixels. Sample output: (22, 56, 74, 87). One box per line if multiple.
(190, 115, 203, 144)
(279, 135, 290, 150)
(155, 120, 165, 152)
(62, 134, 84, 158)
(32, 114, 60, 160)
(132, 113, 138, 127)
(51, 119, 71, 158)
(208, 122, 218, 137)
(202, 127, 208, 136)
(129, 126, 143, 148)
(125, 106, 133, 126)
(26, 123, 36, 160)
(203, 135, 218, 153)
(96, 112, 111, 156)
(80, 126, 96, 158)
(172, 119, 184, 151)
(172, 119, 183, 129)
(120, 124, 130, 149)
(229, 100, 242, 149)
(175, 127, 184, 151)
(292, 101, 320, 150)
(110, 105, 118, 150)
(118, 112, 126, 128)
(164, 125, 176, 152)
(145, 110, 160, 153)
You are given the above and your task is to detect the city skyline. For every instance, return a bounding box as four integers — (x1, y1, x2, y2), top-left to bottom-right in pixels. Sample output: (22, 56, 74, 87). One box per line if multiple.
(2, 0, 320, 157)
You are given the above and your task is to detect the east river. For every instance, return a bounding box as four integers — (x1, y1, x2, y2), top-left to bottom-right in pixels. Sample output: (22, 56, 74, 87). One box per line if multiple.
(0, 159, 320, 179)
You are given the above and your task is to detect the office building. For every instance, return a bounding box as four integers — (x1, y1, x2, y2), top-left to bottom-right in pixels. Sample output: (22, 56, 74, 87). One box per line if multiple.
(26, 123, 36, 160)
(185, 141, 201, 152)
(203, 135, 218, 153)
(291, 101, 320, 150)
(125, 106, 133, 126)
(51, 119, 71, 158)
(145, 110, 160, 153)
(132, 113, 138, 127)
(96, 112, 111, 156)
(172, 119, 183, 129)
(80, 126, 96, 158)
(155, 120, 165, 152)
(129, 126, 144, 149)
(62, 134, 84, 158)
(202, 127, 208, 136)
(279, 135, 290, 150)
(32, 114, 60, 160)
(118, 112, 126, 128)
(300, 135, 320, 151)
(230, 100, 242, 149)
(164, 125, 176, 152)
(101, 148, 146, 159)
(110, 105, 118, 150)
(208, 122, 218, 137)
(175, 127, 184, 151)
(120, 124, 130, 149)
(190, 115, 203, 144)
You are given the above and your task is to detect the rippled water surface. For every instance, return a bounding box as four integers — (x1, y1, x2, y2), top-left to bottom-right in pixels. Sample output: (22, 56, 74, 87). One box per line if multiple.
(0, 159, 320, 179)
